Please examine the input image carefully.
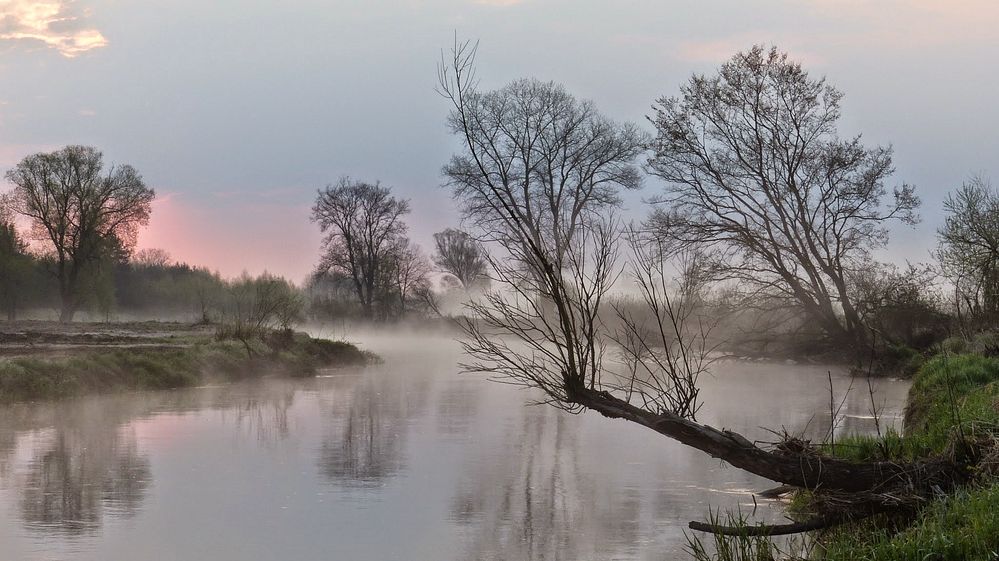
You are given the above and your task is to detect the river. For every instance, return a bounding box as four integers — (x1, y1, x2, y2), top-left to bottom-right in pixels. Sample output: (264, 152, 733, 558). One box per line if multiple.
(0, 333, 910, 560)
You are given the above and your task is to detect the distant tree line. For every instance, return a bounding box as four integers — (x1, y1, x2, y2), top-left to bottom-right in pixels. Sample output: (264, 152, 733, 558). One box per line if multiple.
(0, 146, 307, 326)
(0, 148, 492, 325)
(0, 213, 306, 326)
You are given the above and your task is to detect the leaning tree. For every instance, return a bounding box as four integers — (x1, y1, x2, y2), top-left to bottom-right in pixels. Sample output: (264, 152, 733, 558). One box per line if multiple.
(439, 40, 961, 539)
(5, 146, 155, 322)
(646, 45, 920, 351)
(312, 178, 410, 320)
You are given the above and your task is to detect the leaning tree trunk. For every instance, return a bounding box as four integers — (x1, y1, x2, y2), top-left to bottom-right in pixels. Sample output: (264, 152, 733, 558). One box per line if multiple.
(566, 386, 964, 494)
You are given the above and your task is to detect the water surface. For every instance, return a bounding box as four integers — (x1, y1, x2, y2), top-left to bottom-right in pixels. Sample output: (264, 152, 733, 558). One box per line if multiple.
(0, 334, 910, 560)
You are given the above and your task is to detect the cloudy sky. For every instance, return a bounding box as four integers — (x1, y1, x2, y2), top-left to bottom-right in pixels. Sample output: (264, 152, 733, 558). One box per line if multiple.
(0, 0, 996, 281)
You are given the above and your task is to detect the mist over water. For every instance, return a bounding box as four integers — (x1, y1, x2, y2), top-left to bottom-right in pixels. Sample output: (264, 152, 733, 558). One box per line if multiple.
(0, 332, 910, 560)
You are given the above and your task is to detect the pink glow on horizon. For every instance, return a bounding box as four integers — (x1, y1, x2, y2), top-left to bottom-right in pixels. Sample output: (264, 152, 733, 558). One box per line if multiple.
(136, 191, 322, 283)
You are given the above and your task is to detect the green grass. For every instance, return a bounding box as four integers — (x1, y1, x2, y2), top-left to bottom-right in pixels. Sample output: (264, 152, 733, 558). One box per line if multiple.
(0, 332, 372, 402)
(685, 351, 999, 560)
(820, 485, 999, 561)
(816, 352, 999, 561)
(825, 353, 999, 464)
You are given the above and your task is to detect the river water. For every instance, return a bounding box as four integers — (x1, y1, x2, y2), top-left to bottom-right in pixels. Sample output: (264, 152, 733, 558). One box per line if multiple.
(0, 333, 910, 560)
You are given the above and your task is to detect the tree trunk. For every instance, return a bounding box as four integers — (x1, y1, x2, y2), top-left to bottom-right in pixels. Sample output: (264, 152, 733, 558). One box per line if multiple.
(567, 386, 963, 494)
(59, 294, 76, 323)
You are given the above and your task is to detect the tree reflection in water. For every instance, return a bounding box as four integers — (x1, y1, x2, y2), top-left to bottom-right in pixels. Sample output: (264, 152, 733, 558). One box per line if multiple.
(450, 411, 643, 561)
(0, 382, 302, 539)
(316, 370, 431, 489)
(17, 407, 152, 536)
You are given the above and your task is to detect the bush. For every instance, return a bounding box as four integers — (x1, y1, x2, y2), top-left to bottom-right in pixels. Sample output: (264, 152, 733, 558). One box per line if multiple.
(969, 331, 999, 357)
(940, 336, 969, 355)
(865, 344, 926, 378)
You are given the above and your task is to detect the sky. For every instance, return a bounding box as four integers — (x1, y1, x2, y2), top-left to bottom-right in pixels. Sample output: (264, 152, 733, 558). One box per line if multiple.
(0, 0, 996, 282)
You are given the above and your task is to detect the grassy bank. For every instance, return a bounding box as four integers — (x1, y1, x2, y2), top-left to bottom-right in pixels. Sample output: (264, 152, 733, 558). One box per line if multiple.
(816, 353, 999, 560)
(0, 329, 372, 402)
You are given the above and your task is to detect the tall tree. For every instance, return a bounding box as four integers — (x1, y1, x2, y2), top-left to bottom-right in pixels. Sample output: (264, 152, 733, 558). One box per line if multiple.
(437, 41, 645, 272)
(312, 178, 410, 319)
(432, 228, 488, 290)
(5, 146, 155, 322)
(937, 175, 999, 328)
(646, 45, 919, 350)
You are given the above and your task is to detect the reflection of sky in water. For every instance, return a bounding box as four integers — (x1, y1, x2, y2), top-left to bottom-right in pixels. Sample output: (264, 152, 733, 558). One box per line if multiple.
(0, 334, 911, 561)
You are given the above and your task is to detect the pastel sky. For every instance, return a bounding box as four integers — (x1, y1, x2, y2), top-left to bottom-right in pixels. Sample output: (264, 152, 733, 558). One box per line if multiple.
(0, 0, 997, 281)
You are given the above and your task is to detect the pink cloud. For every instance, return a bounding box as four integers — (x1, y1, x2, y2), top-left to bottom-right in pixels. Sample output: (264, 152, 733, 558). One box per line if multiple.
(0, 0, 108, 57)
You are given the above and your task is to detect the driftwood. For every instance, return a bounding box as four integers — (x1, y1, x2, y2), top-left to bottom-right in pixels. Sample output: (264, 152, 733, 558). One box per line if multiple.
(756, 485, 795, 499)
(688, 514, 858, 537)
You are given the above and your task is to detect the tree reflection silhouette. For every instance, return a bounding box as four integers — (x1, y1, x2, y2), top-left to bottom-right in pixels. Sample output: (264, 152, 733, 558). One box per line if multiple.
(450, 412, 642, 560)
(0, 381, 303, 538)
(20, 423, 151, 536)
(317, 370, 430, 489)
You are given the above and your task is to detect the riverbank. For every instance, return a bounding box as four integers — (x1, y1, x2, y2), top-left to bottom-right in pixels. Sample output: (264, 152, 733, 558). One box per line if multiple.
(0, 321, 373, 402)
(816, 352, 999, 559)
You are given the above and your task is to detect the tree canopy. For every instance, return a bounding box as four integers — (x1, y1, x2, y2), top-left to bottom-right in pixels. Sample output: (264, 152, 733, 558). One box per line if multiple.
(5, 145, 155, 321)
(646, 45, 919, 350)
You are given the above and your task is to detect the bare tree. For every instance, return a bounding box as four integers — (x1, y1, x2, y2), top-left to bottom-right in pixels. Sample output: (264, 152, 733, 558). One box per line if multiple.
(439, 39, 958, 538)
(5, 146, 155, 322)
(312, 178, 411, 320)
(437, 40, 646, 272)
(937, 175, 999, 329)
(215, 273, 304, 354)
(646, 46, 920, 351)
(387, 238, 432, 315)
(133, 248, 173, 268)
(432, 228, 489, 290)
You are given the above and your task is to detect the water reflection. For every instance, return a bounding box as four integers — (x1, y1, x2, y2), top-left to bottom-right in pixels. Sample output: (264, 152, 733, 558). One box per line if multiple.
(434, 378, 481, 437)
(452, 413, 644, 560)
(0, 399, 156, 537)
(0, 384, 303, 542)
(20, 427, 150, 535)
(222, 389, 297, 445)
(317, 369, 431, 489)
(0, 337, 913, 561)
